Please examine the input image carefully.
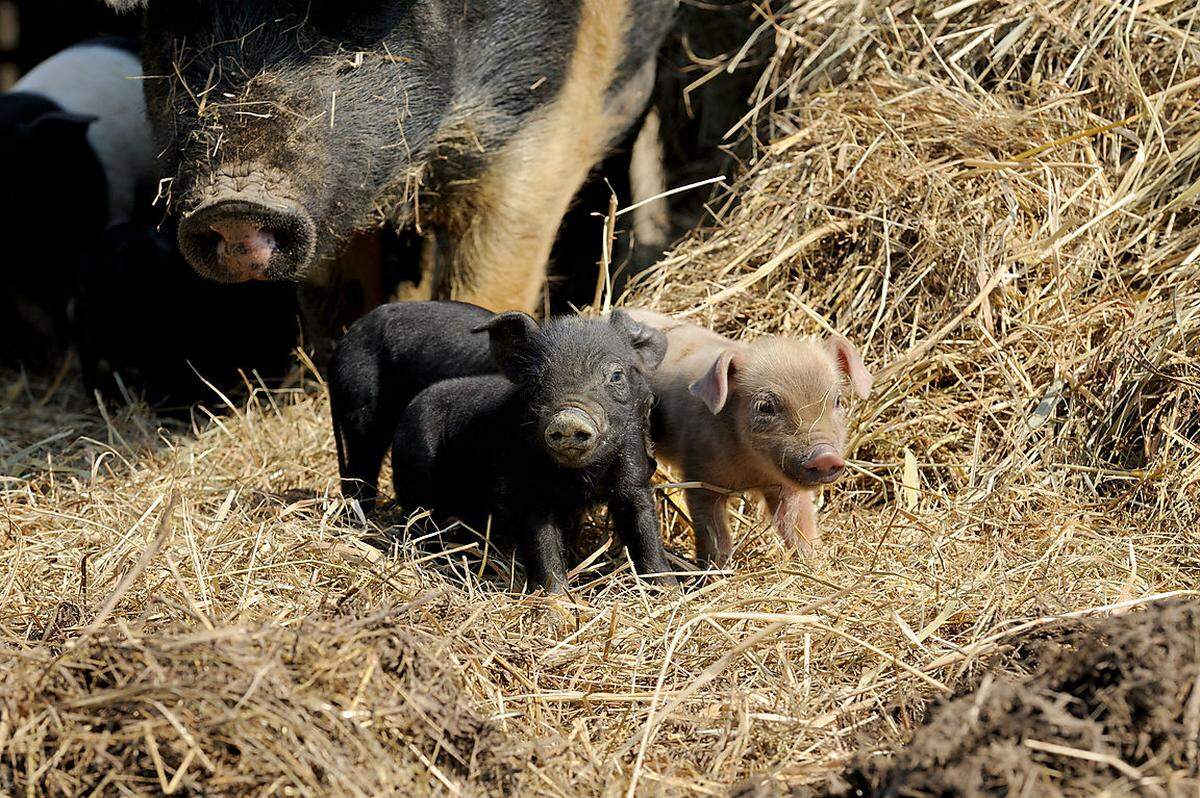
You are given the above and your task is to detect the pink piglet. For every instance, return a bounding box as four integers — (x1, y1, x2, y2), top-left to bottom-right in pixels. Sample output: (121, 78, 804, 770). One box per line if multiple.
(625, 308, 872, 566)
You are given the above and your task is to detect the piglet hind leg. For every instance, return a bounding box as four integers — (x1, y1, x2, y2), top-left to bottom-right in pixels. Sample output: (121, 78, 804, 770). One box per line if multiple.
(764, 488, 822, 560)
(330, 369, 392, 512)
(685, 488, 733, 568)
(519, 516, 570, 594)
(334, 424, 389, 513)
(610, 491, 677, 588)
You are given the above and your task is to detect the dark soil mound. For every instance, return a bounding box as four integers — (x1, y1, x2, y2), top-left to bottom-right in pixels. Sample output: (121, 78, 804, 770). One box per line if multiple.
(822, 601, 1200, 797)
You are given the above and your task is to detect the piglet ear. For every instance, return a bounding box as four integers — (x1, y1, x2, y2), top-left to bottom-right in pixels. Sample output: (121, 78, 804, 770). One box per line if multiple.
(609, 309, 667, 373)
(472, 312, 540, 384)
(29, 111, 97, 139)
(826, 336, 872, 399)
(688, 349, 737, 414)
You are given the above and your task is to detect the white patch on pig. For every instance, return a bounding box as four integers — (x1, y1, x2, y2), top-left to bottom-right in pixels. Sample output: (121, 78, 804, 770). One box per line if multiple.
(15, 43, 155, 225)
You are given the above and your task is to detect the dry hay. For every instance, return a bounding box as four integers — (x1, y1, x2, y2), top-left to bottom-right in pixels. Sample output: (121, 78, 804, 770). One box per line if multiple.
(2, 0, 1200, 795)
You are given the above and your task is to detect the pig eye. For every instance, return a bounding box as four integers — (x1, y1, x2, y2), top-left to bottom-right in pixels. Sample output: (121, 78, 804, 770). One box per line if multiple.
(834, 395, 843, 410)
(755, 396, 779, 416)
(609, 368, 626, 385)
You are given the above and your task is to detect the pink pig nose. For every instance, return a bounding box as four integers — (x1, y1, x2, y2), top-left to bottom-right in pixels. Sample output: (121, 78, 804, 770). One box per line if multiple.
(798, 445, 845, 484)
(209, 219, 277, 279)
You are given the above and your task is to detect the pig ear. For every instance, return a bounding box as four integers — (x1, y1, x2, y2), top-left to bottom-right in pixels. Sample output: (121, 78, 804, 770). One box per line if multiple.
(29, 111, 96, 139)
(610, 309, 667, 373)
(472, 312, 540, 383)
(688, 349, 737, 414)
(102, 0, 148, 10)
(826, 336, 873, 399)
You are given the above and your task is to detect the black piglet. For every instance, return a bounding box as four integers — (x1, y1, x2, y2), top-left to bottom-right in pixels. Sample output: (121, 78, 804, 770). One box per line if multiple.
(392, 311, 676, 593)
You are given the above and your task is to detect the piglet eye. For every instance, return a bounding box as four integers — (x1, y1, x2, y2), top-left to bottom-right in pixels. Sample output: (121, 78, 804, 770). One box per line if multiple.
(609, 369, 626, 384)
(834, 395, 843, 410)
(755, 397, 778, 416)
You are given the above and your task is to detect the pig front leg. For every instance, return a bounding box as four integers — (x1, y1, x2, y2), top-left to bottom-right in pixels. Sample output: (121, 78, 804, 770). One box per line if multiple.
(298, 232, 388, 372)
(764, 488, 821, 558)
(297, 280, 368, 374)
(519, 514, 569, 594)
(334, 418, 391, 512)
(685, 488, 733, 568)
(330, 360, 392, 512)
(610, 490, 677, 588)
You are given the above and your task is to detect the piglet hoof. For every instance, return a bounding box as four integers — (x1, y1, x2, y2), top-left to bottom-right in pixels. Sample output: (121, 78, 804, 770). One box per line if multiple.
(696, 554, 731, 572)
(528, 573, 567, 595)
(791, 542, 824, 567)
(641, 572, 680, 591)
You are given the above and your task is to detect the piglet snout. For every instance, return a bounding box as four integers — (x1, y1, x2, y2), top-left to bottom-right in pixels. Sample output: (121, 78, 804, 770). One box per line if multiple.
(544, 408, 599, 464)
(794, 444, 845, 485)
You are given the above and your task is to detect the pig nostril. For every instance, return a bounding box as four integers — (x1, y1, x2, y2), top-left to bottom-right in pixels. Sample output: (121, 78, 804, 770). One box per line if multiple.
(549, 431, 564, 442)
(573, 430, 592, 443)
(272, 228, 293, 252)
(195, 229, 223, 257)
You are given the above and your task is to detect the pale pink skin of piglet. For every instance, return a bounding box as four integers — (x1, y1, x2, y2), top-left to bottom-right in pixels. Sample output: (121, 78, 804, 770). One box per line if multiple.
(625, 308, 872, 565)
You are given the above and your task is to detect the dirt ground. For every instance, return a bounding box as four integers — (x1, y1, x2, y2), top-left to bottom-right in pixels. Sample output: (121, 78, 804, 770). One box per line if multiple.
(736, 600, 1200, 797)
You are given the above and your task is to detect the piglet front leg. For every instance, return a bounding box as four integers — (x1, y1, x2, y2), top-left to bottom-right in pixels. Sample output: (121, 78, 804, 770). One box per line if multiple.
(685, 487, 733, 567)
(519, 514, 569, 593)
(610, 490, 677, 587)
(764, 488, 821, 559)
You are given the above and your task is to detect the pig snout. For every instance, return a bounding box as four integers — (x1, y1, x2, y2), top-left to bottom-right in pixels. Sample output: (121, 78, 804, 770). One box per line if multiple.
(210, 219, 278, 276)
(178, 198, 316, 283)
(543, 408, 601, 466)
(787, 444, 845, 485)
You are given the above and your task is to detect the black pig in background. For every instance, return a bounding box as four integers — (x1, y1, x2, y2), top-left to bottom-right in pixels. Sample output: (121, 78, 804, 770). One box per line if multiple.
(393, 310, 675, 593)
(75, 220, 300, 410)
(101, 0, 677, 366)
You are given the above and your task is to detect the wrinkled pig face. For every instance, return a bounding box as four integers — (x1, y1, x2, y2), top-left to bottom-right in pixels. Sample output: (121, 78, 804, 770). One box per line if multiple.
(689, 336, 873, 488)
(140, 0, 450, 283)
(477, 311, 667, 469)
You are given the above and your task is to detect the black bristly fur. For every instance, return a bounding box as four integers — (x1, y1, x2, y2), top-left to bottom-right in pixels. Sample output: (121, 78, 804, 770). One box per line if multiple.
(392, 311, 674, 593)
(329, 300, 498, 511)
(135, 0, 617, 266)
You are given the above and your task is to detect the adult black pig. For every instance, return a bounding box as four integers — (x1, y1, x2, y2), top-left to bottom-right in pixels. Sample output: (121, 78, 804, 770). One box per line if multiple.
(392, 310, 676, 593)
(106, 0, 677, 362)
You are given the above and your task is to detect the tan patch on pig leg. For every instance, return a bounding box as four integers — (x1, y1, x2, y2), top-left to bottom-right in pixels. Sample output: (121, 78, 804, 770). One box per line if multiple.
(434, 0, 639, 313)
(630, 108, 669, 252)
(795, 489, 821, 553)
(685, 488, 732, 567)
